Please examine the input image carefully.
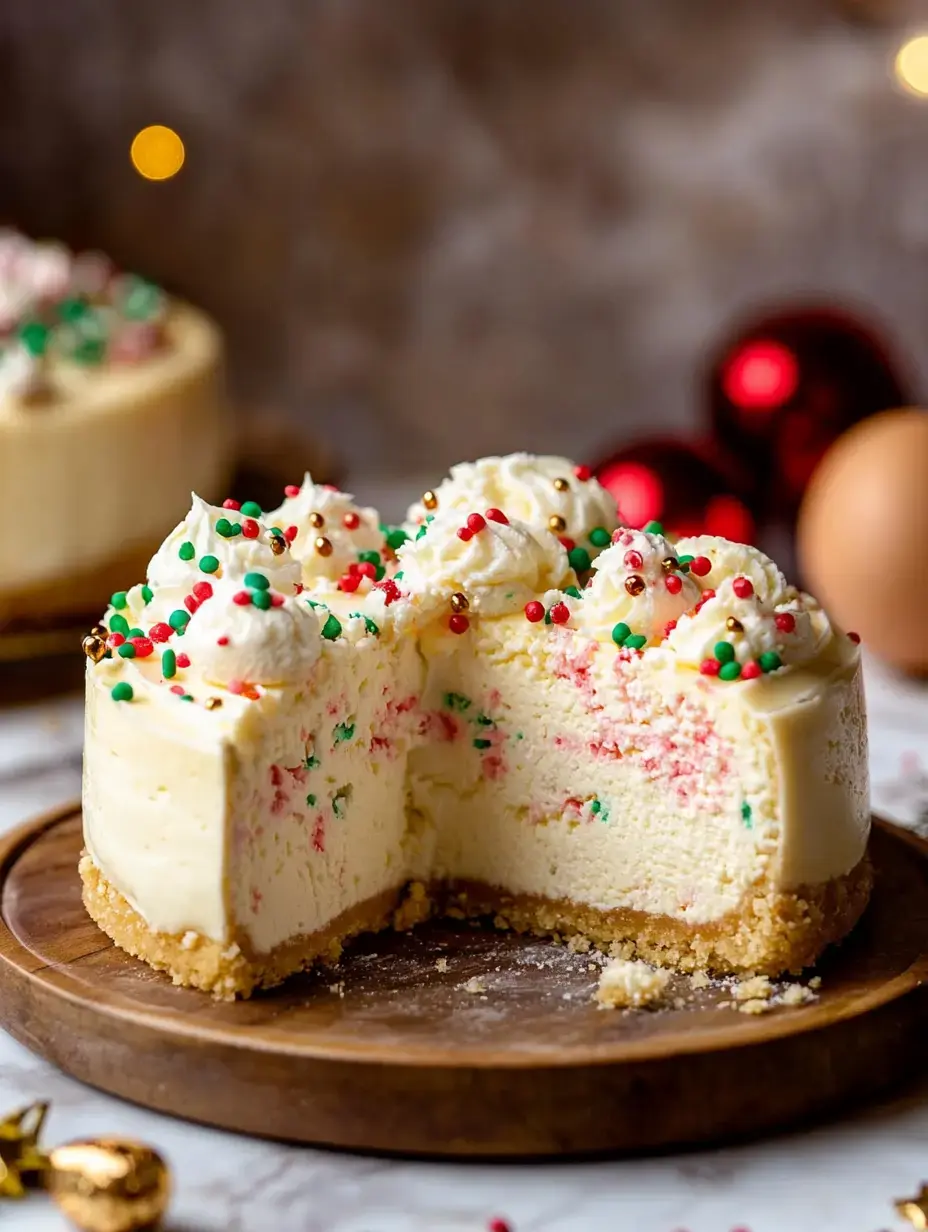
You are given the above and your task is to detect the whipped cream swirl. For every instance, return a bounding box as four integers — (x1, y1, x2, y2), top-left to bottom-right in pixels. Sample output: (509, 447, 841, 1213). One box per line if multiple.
(674, 535, 790, 606)
(267, 474, 385, 585)
(578, 529, 701, 642)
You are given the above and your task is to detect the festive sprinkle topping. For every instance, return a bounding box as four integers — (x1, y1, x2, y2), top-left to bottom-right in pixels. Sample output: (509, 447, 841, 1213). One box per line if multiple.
(732, 576, 754, 599)
(553, 477, 570, 492)
(588, 526, 611, 548)
(284, 525, 298, 543)
(466, 512, 487, 534)
(665, 574, 682, 595)
(624, 550, 643, 570)
(240, 500, 262, 518)
(568, 546, 591, 573)
(548, 514, 567, 534)
(699, 658, 721, 676)
(358, 550, 381, 568)
(625, 575, 645, 597)
(486, 508, 509, 524)
(19, 320, 49, 356)
(199, 555, 219, 574)
(457, 527, 473, 542)
(714, 641, 735, 664)
(450, 592, 469, 613)
(574, 465, 592, 481)
(626, 634, 647, 650)
(356, 561, 376, 580)
(111, 591, 128, 610)
(215, 518, 241, 538)
(223, 499, 241, 510)
(549, 602, 570, 625)
(184, 595, 200, 614)
(162, 648, 177, 678)
(178, 541, 195, 561)
(375, 579, 401, 605)
(252, 590, 272, 611)
(314, 536, 333, 557)
(473, 737, 492, 750)
(524, 600, 545, 623)
(82, 634, 107, 663)
(117, 642, 136, 659)
(422, 490, 438, 511)
(643, 520, 663, 534)
(130, 636, 154, 658)
(284, 484, 300, 498)
(719, 660, 742, 681)
(385, 527, 409, 550)
(141, 585, 153, 604)
(775, 612, 796, 633)
(269, 535, 286, 556)
(244, 572, 270, 591)
(726, 616, 744, 633)
(205, 697, 222, 710)
(109, 613, 130, 635)
(309, 512, 325, 529)
(563, 585, 581, 599)
(449, 613, 470, 634)
(664, 619, 677, 637)
(176, 653, 190, 668)
(759, 650, 781, 673)
(321, 613, 342, 640)
(111, 682, 134, 702)
(107, 633, 125, 649)
(848, 631, 861, 644)
(742, 661, 762, 680)
(340, 511, 360, 531)
(192, 581, 213, 601)
(611, 621, 631, 646)
(233, 590, 252, 606)
(168, 609, 190, 630)
(242, 518, 260, 540)
(338, 573, 361, 593)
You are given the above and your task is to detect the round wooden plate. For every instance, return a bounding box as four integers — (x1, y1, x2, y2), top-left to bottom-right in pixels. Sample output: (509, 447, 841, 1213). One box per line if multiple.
(0, 807, 926, 1158)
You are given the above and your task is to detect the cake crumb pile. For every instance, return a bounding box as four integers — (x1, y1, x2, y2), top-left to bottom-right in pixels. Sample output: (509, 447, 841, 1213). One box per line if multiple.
(595, 959, 671, 1010)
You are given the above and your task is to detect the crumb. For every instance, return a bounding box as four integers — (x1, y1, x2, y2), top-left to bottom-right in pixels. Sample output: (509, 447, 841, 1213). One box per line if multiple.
(808, 976, 822, 990)
(462, 976, 487, 994)
(738, 998, 773, 1015)
(434, 957, 449, 972)
(493, 914, 510, 930)
(567, 934, 591, 954)
(607, 939, 636, 962)
(672, 997, 686, 1010)
(595, 959, 671, 1010)
(779, 982, 815, 1006)
(733, 975, 773, 1002)
(328, 981, 345, 997)
(180, 931, 198, 951)
(717, 1000, 732, 1009)
(587, 962, 599, 972)
(689, 970, 710, 990)
(562, 992, 573, 1001)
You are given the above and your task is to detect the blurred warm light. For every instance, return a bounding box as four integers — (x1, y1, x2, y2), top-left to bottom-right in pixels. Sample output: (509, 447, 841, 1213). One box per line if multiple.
(597, 461, 663, 527)
(130, 125, 185, 181)
(895, 33, 928, 97)
(704, 494, 755, 544)
(722, 340, 798, 412)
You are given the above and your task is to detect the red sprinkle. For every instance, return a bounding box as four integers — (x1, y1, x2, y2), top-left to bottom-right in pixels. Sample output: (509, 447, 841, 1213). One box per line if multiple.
(700, 658, 721, 676)
(467, 512, 487, 534)
(741, 661, 762, 680)
(663, 619, 677, 637)
(284, 525, 298, 543)
(107, 633, 126, 648)
(217, 636, 229, 646)
(339, 573, 362, 593)
(222, 499, 241, 510)
(624, 550, 643, 570)
(130, 636, 154, 658)
(732, 576, 754, 599)
(242, 518, 260, 540)
(233, 590, 252, 606)
(775, 611, 796, 633)
(550, 602, 570, 625)
(486, 508, 509, 524)
(149, 622, 172, 643)
(284, 484, 300, 498)
(342, 511, 360, 530)
(524, 600, 545, 623)
(558, 537, 576, 551)
(271, 592, 284, 606)
(228, 679, 244, 694)
(457, 527, 473, 542)
(193, 581, 213, 602)
(690, 556, 712, 577)
(176, 653, 191, 668)
(574, 464, 592, 481)
(357, 561, 377, 581)
(184, 595, 200, 614)
(665, 574, 683, 595)
(449, 613, 470, 634)
(487, 1222, 512, 1232)
(170, 685, 185, 695)
(848, 631, 861, 643)
(375, 579, 401, 605)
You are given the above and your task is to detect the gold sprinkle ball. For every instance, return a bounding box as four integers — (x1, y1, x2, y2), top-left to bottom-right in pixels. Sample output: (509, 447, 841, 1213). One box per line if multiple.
(726, 616, 744, 633)
(314, 535, 333, 557)
(269, 535, 286, 556)
(553, 477, 570, 492)
(82, 634, 107, 664)
(309, 512, 325, 529)
(548, 514, 567, 534)
(450, 592, 469, 613)
(660, 557, 677, 573)
(47, 1138, 171, 1232)
(625, 574, 645, 597)
(422, 490, 438, 511)
(204, 697, 223, 710)
(90, 625, 107, 640)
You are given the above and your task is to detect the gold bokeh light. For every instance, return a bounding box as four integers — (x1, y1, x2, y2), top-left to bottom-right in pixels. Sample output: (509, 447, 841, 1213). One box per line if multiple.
(895, 33, 928, 98)
(130, 125, 185, 181)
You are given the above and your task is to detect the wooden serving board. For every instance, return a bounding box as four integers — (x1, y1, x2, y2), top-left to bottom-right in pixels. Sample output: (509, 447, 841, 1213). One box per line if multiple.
(0, 806, 927, 1158)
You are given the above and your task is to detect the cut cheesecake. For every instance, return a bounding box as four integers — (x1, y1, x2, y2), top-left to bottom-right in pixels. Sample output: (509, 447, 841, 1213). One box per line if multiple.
(81, 455, 870, 997)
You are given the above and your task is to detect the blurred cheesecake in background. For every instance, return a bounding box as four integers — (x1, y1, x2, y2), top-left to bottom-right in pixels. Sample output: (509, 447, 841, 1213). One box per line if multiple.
(0, 230, 229, 631)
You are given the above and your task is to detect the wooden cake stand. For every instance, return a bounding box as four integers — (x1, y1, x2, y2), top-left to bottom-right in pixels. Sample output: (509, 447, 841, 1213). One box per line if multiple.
(0, 806, 926, 1158)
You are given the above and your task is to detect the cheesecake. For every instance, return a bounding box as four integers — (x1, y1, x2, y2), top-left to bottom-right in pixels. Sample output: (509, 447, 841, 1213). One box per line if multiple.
(0, 231, 228, 628)
(81, 455, 870, 998)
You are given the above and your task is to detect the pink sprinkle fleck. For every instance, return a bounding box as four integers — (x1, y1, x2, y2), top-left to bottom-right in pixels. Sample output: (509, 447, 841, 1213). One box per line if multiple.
(107, 633, 126, 648)
(222, 499, 241, 510)
(700, 658, 721, 676)
(233, 590, 252, 606)
(228, 679, 244, 694)
(741, 661, 762, 680)
(170, 685, 185, 695)
(284, 484, 300, 497)
(184, 595, 200, 614)
(176, 653, 191, 668)
(270, 592, 285, 606)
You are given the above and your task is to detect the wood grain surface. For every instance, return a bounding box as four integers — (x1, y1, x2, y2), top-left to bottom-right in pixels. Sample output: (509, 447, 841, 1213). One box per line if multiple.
(0, 807, 926, 1158)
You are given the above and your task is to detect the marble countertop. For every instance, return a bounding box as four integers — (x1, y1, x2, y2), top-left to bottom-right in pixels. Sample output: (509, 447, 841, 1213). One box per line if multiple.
(3, 655, 928, 1232)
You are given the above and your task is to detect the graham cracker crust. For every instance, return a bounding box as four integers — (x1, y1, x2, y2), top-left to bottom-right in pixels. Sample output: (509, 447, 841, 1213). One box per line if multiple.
(81, 850, 872, 998)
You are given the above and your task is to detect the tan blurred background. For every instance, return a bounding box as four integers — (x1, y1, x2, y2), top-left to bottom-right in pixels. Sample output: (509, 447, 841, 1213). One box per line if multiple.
(3, 0, 927, 479)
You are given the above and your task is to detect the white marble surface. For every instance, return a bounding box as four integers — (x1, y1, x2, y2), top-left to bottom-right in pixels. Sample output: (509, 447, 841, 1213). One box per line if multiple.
(2, 655, 928, 1232)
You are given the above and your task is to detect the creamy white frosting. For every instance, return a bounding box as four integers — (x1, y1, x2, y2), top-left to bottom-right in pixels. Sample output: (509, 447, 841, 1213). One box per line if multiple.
(578, 529, 701, 642)
(0, 343, 43, 402)
(674, 535, 790, 606)
(406, 453, 619, 554)
(397, 507, 573, 618)
(267, 475, 384, 585)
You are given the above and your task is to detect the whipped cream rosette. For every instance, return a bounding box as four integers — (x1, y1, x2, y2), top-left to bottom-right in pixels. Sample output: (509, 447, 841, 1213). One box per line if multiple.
(268, 475, 385, 588)
(673, 535, 790, 606)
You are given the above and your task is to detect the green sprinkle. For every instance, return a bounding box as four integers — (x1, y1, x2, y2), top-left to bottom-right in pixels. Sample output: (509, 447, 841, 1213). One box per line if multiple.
(719, 660, 742, 681)
(240, 500, 262, 518)
(18, 320, 49, 357)
(122, 277, 163, 321)
(332, 786, 352, 818)
(415, 525, 428, 540)
(306, 794, 317, 807)
(443, 692, 471, 712)
(168, 609, 190, 630)
(199, 555, 219, 574)
(759, 651, 782, 673)
(269, 526, 284, 538)
(385, 528, 409, 550)
(563, 585, 582, 600)
(333, 720, 356, 744)
(473, 738, 492, 750)
(568, 546, 591, 573)
(305, 753, 320, 771)
(180, 693, 194, 702)
(72, 337, 106, 365)
(127, 627, 144, 639)
(251, 590, 272, 611)
(677, 554, 694, 565)
(544, 610, 552, 624)
(352, 614, 380, 637)
(58, 296, 89, 322)
(111, 591, 128, 610)
(358, 550, 382, 567)
(625, 634, 647, 650)
(109, 613, 130, 635)
(321, 613, 342, 640)
(178, 541, 195, 561)
(244, 571, 270, 590)
(643, 521, 664, 535)
(375, 565, 386, 581)
(590, 798, 602, 815)
(588, 526, 611, 548)
(141, 585, 153, 604)
(305, 599, 322, 608)
(741, 801, 753, 828)
(714, 641, 735, 664)
(117, 642, 136, 659)
(515, 731, 524, 740)
(162, 648, 177, 678)
(476, 713, 494, 726)
(215, 518, 241, 538)
(394, 572, 404, 581)
(611, 621, 630, 646)
(111, 682, 133, 702)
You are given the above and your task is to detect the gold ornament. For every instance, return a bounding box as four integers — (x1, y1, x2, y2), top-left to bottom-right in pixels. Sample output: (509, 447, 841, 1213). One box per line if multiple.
(661, 557, 678, 573)
(0, 1102, 49, 1198)
(422, 490, 438, 511)
(726, 617, 744, 633)
(269, 535, 286, 556)
(552, 477, 570, 492)
(625, 575, 645, 597)
(47, 1139, 170, 1232)
(314, 535, 333, 557)
(450, 592, 469, 613)
(82, 634, 107, 664)
(204, 697, 222, 710)
(896, 1185, 928, 1229)
(309, 512, 325, 529)
(90, 625, 107, 640)
(548, 515, 567, 534)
